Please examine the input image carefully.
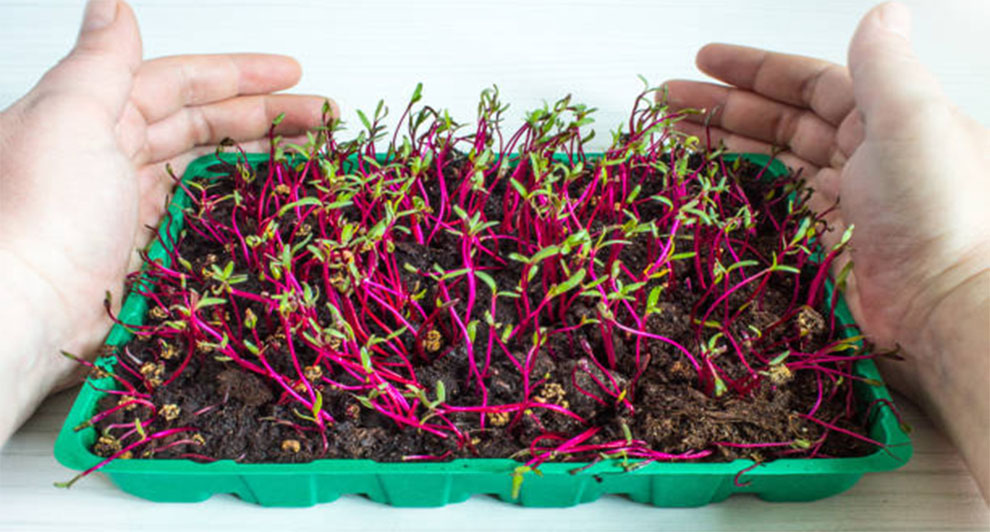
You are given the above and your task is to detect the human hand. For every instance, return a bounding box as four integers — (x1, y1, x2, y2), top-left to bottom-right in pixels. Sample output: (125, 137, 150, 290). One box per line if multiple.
(0, 0, 334, 435)
(663, 2, 989, 398)
(663, 2, 989, 500)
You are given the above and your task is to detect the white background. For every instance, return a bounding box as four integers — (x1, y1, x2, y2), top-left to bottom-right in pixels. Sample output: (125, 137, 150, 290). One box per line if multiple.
(1, 1, 989, 531)
(1, 0, 988, 149)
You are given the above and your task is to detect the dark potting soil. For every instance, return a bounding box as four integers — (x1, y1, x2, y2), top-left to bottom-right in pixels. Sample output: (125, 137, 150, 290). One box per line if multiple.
(91, 157, 876, 465)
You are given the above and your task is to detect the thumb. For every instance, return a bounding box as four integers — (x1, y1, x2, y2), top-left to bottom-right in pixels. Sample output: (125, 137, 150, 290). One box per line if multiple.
(75, 0, 141, 56)
(847, 2, 946, 134)
(35, 0, 142, 118)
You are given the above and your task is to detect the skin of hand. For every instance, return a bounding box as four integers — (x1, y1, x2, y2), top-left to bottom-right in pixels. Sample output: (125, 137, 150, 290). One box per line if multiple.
(0, 0, 335, 444)
(664, 2, 989, 501)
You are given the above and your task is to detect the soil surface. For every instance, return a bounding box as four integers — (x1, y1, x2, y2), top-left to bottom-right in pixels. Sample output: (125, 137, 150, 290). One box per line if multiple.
(91, 156, 875, 465)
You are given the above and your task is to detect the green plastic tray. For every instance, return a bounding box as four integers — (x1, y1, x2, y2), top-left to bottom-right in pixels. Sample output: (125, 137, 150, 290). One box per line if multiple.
(54, 152, 912, 507)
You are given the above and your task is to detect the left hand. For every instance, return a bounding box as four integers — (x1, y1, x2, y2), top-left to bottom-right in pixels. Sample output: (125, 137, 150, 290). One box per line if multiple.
(0, 0, 335, 395)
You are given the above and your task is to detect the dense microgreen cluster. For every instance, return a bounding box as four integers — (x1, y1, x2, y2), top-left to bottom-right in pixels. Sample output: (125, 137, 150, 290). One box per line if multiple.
(58, 83, 885, 487)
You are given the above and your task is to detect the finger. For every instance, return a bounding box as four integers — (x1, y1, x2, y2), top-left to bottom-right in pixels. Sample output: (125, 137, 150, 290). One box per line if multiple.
(666, 86, 839, 170)
(143, 94, 335, 163)
(805, 167, 843, 225)
(131, 53, 303, 124)
(835, 109, 865, 166)
(674, 119, 842, 244)
(673, 120, 815, 173)
(34, 0, 142, 120)
(847, 2, 947, 136)
(695, 43, 854, 127)
(146, 135, 309, 182)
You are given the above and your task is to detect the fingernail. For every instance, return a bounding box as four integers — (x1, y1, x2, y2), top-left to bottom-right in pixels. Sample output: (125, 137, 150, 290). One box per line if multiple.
(82, 0, 119, 32)
(878, 1, 911, 41)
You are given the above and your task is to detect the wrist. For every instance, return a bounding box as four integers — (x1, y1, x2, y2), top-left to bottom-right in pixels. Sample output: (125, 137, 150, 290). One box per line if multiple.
(896, 239, 990, 347)
(913, 269, 990, 501)
(0, 249, 75, 444)
(916, 270, 989, 381)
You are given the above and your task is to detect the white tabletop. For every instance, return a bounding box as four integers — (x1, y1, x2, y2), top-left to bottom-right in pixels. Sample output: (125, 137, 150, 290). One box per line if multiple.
(1, 1, 988, 530)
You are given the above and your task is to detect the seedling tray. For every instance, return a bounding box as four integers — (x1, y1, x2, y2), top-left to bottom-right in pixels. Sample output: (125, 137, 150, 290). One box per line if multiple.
(54, 152, 911, 507)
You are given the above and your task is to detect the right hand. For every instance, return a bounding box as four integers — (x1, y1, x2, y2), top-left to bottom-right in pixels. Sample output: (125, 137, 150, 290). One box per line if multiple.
(662, 2, 990, 400)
